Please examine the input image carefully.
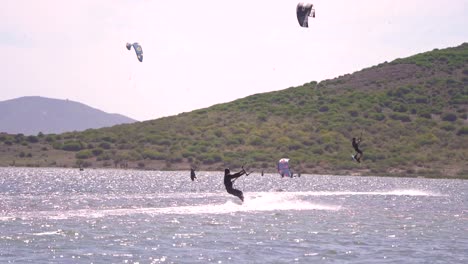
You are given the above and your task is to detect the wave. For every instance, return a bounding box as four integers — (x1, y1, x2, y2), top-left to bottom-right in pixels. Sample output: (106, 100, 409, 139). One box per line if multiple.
(0, 192, 339, 220)
(0, 189, 443, 220)
(31, 230, 63, 236)
(277, 189, 445, 197)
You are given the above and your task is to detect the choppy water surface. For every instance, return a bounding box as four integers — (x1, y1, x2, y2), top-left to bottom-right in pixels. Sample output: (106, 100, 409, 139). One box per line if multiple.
(0, 168, 466, 263)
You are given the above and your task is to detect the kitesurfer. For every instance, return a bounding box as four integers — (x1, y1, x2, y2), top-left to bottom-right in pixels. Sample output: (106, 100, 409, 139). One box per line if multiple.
(223, 167, 246, 202)
(352, 137, 363, 163)
(190, 168, 197, 181)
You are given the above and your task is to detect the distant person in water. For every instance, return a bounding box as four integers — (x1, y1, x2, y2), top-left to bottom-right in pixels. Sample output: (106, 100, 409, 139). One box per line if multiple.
(190, 168, 197, 181)
(223, 167, 246, 202)
(352, 137, 363, 163)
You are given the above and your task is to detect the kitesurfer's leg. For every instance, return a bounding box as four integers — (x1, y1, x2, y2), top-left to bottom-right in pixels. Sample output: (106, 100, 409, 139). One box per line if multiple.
(227, 188, 244, 202)
(357, 149, 363, 162)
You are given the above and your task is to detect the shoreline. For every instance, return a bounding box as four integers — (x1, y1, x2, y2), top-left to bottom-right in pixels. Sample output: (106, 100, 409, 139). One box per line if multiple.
(1, 165, 466, 180)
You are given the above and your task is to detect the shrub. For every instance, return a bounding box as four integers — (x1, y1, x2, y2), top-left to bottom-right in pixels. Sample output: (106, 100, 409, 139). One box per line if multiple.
(248, 137, 264, 146)
(182, 151, 195, 158)
(97, 151, 112, 161)
(26, 136, 39, 143)
(414, 97, 428, 104)
(226, 136, 245, 146)
(76, 160, 92, 168)
(390, 113, 411, 122)
(440, 124, 456, 131)
(392, 104, 408, 113)
(92, 148, 104, 156)
(416, 133, 439, 146)
(45, 135, 56, 142)
(52, 142, 63, 149)
(365, 152, 386, 162)
(62, 141, 83, 151)
(441, 113, 457, 122)
(128, 151, 142, 161)
(101, 136, 116, 143)
(99, 142, 112, 149)
(371, 113, 385, 121)
(312, 147, 324, 155)
(418, 110, 432, 119)
(200, 153, 223, 164)
(348, 110, 359, 117)
(457, 127, 468, 136)
(14, 134, 24, 143)
(76, 150, 93, 159)
(257, 113, 268, 122)
(319, 106, 329, 112)
(168, 155, 183, 163)
(214, 129, 223, 138)
(142, 150, 164, 160)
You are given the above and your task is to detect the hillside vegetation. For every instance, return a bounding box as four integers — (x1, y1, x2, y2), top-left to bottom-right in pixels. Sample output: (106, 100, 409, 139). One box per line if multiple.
(1, 43, 467, 178)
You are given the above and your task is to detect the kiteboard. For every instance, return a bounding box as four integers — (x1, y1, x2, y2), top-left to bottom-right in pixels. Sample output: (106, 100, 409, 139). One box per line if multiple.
(232, 199, 243, 205)
(351, 154, 361, 163)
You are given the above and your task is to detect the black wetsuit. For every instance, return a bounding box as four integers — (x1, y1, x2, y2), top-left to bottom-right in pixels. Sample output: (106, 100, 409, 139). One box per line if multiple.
(224, 170, 245, 202)
(190, 168, 197, 181)
(352, 138, 363, 161)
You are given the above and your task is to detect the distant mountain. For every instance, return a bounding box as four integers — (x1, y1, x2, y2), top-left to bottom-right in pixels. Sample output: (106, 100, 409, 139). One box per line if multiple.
(0, 96, 137, 135)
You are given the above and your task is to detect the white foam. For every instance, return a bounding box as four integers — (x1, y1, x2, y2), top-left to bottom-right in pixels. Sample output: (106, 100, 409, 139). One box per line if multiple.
(1, 190, 442, 220)
(281, 189, 444, 197)
(31, 230, 63, 236)
(3, 192, 339, 220)
(153, 193, 340, 215)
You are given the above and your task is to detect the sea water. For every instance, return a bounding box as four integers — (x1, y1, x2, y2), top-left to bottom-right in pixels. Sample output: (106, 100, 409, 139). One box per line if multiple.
(0, 168, 466, 263)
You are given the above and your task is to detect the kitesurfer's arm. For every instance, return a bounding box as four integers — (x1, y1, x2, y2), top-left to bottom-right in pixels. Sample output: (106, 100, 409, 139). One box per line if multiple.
(231, 170, 246, 179)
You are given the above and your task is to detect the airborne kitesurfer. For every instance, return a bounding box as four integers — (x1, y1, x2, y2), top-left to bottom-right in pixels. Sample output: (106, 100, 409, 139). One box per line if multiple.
(352, 137, 363, 163)
(223, 167, 246, 202)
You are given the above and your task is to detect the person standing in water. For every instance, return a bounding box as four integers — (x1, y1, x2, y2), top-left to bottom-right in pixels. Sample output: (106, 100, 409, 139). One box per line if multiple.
(190, 168, 197, 181)
(223, 167, 246, 202)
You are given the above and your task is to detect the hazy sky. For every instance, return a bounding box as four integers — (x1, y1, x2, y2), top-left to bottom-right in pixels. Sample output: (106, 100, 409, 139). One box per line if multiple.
(1, 0, 467, 121)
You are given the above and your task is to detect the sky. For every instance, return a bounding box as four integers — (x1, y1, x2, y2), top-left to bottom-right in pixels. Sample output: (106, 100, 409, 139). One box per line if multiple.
(1, 0, 467, 121)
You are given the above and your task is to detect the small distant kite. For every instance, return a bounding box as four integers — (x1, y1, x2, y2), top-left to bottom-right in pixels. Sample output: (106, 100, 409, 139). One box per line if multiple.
(126, 42, 143, 62)
(296, 2, 315, 28)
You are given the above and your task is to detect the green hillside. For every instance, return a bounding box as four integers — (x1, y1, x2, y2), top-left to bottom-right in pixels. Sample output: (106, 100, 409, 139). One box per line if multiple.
(1, 43, 467, 178)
